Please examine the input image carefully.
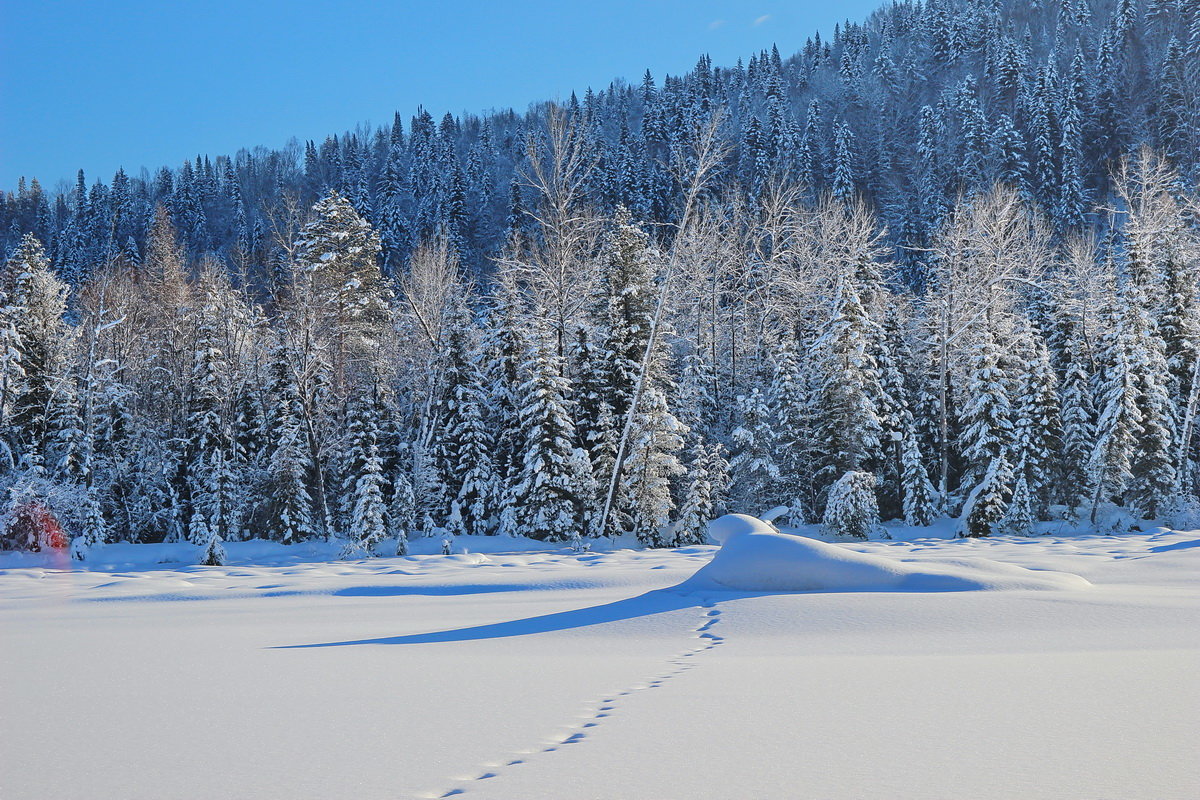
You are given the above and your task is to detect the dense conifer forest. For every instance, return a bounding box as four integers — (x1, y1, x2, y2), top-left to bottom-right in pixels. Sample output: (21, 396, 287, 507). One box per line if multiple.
(1, 0, 1199, 558)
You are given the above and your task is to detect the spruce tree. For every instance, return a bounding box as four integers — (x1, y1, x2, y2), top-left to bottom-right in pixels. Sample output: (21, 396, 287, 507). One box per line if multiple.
(798, 99, 825, 191)
(1127, 296, 1178, 518)
(771, 340, 815, 524)
(513, 341, 586, 542)
(875, 308, 915, 518)
(340, 399, 388, 556)
(187, 270, 238, 540)
(1009, 326, 1060, 518)
(728, 386, 781, 516)
(600, 208, 657, 424)
(619, 383, 686, 546)
(1057, 98, 1087, 229)
(480, 267, 529, 523)
(831, 121, 857, 202)
(411, 439, 446, 534)
(46, 377, 86, 485)
(70, 488, 108, 561)
(809, 280, 884, 495)
(675, 438, 718, 546)
(267, 340, 318, 543)
(823, 471, 880, 539)
(3, 235, 68, 464)
(390, 469, 415, 556)
(1058, 334, 1097, 515)
(438, 319, 498, 536)
(377, 148, 410, 275)
(676, 349, 719, 443)
(993, 114, 1028, 188)
(1089, 287, 1141, 522)
(188, 508, 211, 547)
(573, 326, 619, 504)
(198, 514, 227, 567)
(958, 331, 1014, 536)
(1003, 464, 1036, 536)
(900, 434, 937, 527)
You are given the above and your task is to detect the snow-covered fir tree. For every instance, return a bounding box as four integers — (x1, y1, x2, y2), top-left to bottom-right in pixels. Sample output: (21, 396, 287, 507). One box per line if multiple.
(340, 398, 388, 557)
(266, 340, 319, 544)
(728, 387, 781, 517)
(900, 434, 937, 527)
(199, 519, 227, 567)
(512, 340, 586, 542)
(618, 383, 686, 546)
(1002, 471, 1036, 536)
(823, 471, 880, 539)
(437, 313, 498, 537)
(69, 488, 108, 561)
(809, 277, 884, 503)
(958, 330, 1014, 537)
(674, 439, 725, 546)
(389, 468, 415, 555)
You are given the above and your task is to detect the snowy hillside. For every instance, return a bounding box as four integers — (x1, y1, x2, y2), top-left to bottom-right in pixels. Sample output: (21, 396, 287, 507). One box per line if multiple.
(3, 521, 1198, 799)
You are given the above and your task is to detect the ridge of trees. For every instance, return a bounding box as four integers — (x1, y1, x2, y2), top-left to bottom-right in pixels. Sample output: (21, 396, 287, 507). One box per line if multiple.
(2, 0, 1199, 554)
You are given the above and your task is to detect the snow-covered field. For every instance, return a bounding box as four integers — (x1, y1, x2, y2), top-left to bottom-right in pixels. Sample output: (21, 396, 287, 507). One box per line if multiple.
(2, 523, 1199, 799)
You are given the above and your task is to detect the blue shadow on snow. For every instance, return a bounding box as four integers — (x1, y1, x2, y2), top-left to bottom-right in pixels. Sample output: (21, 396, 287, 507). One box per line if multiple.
(331, 583, 531, 597)
(274, 588, 731, 648)
(1149, 538, 1200, 554)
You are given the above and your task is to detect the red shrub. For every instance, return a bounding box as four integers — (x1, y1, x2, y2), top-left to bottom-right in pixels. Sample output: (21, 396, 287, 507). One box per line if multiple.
(4, 500, 67, 551)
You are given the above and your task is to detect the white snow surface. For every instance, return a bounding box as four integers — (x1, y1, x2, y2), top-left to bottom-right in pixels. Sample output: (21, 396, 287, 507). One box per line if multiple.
(689, 513, 1092, 592)
(2, 524, 1198, 799)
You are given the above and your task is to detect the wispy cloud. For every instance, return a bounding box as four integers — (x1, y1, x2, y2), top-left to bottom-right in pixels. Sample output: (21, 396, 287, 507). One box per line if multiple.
(753, 14, 772, 26)
(709, 19, 727, 30)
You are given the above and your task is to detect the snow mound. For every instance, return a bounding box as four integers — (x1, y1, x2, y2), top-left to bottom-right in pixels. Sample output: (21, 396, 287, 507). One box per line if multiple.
(685, 514, 1090, 593)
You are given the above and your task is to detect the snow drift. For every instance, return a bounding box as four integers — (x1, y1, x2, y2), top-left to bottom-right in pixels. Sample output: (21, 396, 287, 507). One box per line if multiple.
(683, 514, 1090, 593)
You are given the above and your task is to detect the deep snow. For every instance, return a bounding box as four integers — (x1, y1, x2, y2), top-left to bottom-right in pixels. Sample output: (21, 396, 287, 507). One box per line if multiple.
(687, 514, 1092, 592)
(1, 525, 1198, 799)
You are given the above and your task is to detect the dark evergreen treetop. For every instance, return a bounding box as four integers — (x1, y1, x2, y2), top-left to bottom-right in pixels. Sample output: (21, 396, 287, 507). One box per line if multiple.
(2, 0, 1195, 294)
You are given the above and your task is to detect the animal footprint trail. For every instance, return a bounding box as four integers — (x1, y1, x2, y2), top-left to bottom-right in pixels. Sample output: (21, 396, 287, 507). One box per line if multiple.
(421, 596, 724, 799)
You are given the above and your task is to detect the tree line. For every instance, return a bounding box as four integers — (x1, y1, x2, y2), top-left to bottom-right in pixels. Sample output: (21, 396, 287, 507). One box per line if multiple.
(1, 138, 1198, 558)
(1, 0, 1198, 557)
(3, 1, 1196, 285)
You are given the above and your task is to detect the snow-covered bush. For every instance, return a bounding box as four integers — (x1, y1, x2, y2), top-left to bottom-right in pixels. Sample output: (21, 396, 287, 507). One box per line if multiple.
(960, 457, 1011, 538)
(822, 471, 880, 540)
(443, 501, 466, 538)
(783, 499, 810, 528)
(70, 491, 109, 561)
(1162, 494, 1200, 532)
(200, 532, 226, 566)
(2, 498, 67, 551)
(1001, 474, 1036, 536)
(0, 476, 81, 552)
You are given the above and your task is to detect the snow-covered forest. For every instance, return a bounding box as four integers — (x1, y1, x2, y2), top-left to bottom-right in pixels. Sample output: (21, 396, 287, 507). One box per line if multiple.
(2, 0, 1199, 558)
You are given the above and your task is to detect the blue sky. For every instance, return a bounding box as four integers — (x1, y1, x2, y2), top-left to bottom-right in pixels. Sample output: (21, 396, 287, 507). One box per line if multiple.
(0, 0, 880, 191)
